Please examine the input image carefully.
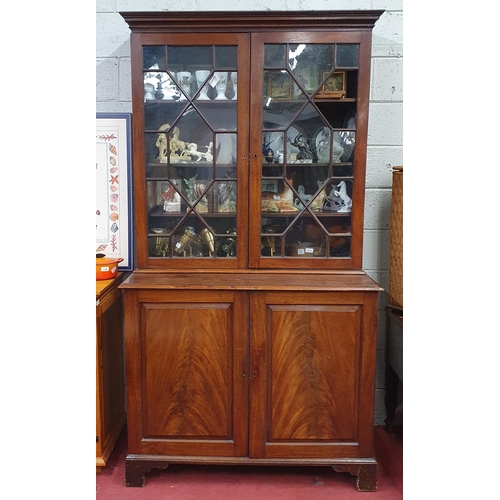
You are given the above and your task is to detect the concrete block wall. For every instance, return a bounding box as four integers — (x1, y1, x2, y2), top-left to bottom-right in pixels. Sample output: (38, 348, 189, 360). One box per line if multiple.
(96, 0, 403, 426)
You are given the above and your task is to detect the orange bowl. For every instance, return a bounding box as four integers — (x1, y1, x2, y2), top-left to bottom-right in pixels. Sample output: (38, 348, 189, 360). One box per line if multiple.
(96, 256, 124, 280)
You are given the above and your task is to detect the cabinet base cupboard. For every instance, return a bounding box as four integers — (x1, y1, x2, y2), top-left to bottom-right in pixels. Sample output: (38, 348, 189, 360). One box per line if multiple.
(120, 10, 383, 491)
(121, 271, 381, 491)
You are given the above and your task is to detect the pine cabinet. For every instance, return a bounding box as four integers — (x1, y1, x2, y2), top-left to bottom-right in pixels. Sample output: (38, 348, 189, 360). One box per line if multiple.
(120, 10, 383, 492)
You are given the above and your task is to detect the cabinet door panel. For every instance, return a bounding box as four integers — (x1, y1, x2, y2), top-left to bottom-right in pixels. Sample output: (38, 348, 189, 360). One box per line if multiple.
(250, 291, 375, 459)
(126, 290, 248, 457)
(143, 303, 232, 438)
(269, 304, 359, 441)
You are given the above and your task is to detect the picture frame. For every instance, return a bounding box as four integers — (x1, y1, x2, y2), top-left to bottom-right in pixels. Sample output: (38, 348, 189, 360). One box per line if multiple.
(262, 180, 278, 193)
(266, 72, 292, 99)
(316, 71, 346, 99)
(96, 113, 134, 271)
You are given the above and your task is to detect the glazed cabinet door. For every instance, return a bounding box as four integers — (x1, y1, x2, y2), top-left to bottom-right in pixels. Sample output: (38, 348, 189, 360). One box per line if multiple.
(130, 32, 250, 269)
(124, 289, 249, 457)
(249, 291, 378, 459)
(249, 31, 373, 269)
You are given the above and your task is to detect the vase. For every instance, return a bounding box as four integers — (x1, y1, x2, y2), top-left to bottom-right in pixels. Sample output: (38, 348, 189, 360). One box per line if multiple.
(176, 72, 192, 100)
(144, 82, 155, 101)
(232, 72, 237, 100)
(195, 70, 211, 100)
(224, 72, 235, 100)
(214, 72, 228, 100)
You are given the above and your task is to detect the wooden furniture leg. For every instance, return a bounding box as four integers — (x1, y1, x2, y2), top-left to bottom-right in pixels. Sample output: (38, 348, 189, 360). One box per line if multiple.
(333, 463, 378, 491)
(125, 458, 169, 487)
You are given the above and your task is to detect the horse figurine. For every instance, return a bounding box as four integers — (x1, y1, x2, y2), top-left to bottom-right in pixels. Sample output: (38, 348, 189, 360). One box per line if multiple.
(334, 181, 352, 212)
(181, 142, 213, 162)
(156, 123, 189, 162)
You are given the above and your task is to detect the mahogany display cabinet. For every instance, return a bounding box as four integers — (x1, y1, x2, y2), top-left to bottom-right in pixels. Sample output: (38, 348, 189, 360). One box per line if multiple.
(119, 10, 384, 492)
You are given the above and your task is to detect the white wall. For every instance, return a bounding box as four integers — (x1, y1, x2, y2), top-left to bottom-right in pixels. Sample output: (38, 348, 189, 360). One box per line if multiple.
(96, 0, 403, 425)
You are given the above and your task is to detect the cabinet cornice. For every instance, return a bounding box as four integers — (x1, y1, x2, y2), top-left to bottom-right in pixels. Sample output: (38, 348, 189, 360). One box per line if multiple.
(120, 10, 385, 33)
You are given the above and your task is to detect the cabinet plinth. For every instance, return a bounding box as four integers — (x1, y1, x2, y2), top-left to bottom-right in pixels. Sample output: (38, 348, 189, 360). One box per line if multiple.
(120, 9, 383, 492)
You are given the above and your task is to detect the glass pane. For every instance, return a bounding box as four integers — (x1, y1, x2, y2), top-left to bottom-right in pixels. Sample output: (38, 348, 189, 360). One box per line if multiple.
(264, 44, 286, 68)
(261, 177, 299, 215)
(215, 46, 237, 69)
(286, 218, 327, 257)
(336, 44, 359, 68)
(213, 180, 237, 213)
(197, 102, 237, 131)
(262, 131, 285, 167)
(182, 174, 210, 212)
(263, 98, 305, 129)
(194, 70, 212, 100)
(289, 44, 334, 94)
(329, 237, 351, 257)
(263, 70, 295, 100)
(145, 101, 186, 132)
(144, 72, 181, 101)
(167, 46, 212, 72)
(149, 236, 169, 257)
(216, 133, 236, 164)
(323, 180, 352, 213)
(144, 46, 166, 70)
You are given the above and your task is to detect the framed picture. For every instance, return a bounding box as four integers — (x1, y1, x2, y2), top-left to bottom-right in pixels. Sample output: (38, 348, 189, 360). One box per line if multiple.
(317, 71, 346, 98)
(266, 72, 292, 99)
(262, 180, 278, 193)
(96, 113, 134, 271)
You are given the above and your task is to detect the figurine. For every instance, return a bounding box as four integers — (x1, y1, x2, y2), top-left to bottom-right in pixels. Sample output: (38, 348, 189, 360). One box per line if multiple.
(261, 176, 298, 213)
(183, 175, 208, 211)
(316, 128, 346, 164)
(217, 180, 237, 212)
(262, 136, 277, 163)
(155, 123, 169, 162)
(334, 180, 352, 212)
(289, 133, 314, 161)
(316, 127, 330, 163)
(160, 182, 181, 213)
(156, 124, 189, 162)
(294, 185, 313, 209)
(324, 181, 352, 212)
(169, 126, 188, 158)
(182, 142, 213, 162)
(324, 185, 344, 211)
